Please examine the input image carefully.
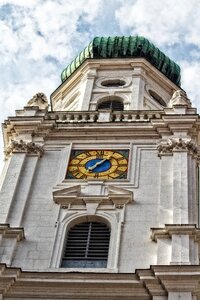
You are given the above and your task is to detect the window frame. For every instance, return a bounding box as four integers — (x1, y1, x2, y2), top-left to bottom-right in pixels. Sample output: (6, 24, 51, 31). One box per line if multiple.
(61, 221, 110, 268)
(50, 213, 121, 272)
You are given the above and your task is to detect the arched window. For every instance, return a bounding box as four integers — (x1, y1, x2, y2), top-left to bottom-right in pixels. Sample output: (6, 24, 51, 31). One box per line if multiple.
(61, 221, 110, 268)
(97, 100, 124, 111)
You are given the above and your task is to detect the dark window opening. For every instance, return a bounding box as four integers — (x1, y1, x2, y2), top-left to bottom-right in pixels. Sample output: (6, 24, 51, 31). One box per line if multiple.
(101, 79, 126, 87)
(61, 221, 110, 268)
(97, 100, 124, 111)
(149, 90, 166, 107)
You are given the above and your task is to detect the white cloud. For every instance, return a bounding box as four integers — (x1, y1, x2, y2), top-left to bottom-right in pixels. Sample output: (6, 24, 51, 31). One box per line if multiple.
(0, 0, 200, 173)
(180, 60, 200, 108)
(116, 0, 200, 47)
(115, 0, 200, 111)
(0, 0, 102, 62)
(0, 0, 104, 171)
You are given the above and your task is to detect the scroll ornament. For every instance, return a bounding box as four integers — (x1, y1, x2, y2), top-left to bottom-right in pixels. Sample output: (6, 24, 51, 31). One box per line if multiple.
(168, 90, 191, 108)
(27, 92, 48, 109)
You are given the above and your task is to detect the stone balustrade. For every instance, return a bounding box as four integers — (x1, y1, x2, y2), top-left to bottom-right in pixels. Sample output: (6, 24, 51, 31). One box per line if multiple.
(45, 110, 162, 123)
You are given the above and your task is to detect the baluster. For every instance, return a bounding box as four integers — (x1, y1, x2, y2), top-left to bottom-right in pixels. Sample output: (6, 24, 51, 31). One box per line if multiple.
(130, 114, 137, 121)
(122, 113, 129, 122)
(65, 114, 72, 122)
(88, 113, 96, 122)
(116, 113, 122, 122)
(73, 114, 80, 122)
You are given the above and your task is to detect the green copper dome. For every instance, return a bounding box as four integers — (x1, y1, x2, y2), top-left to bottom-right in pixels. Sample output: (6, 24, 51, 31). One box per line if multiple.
(61, 36, 181, 85)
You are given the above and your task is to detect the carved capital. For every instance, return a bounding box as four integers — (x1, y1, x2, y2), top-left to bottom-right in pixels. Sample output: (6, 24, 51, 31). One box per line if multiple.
(157, 138, 200, 160)
(5, 140, 44, 157)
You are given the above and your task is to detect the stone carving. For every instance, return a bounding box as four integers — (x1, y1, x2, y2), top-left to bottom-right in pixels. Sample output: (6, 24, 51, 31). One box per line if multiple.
(157, 138, 200, 159)
(27, 93, 48, 109)
(168, 90, 191, 108)
(5, 140, 44, 157)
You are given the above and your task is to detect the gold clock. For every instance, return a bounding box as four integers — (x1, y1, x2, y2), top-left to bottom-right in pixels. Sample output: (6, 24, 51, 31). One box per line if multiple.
(66, 150, 129, 180)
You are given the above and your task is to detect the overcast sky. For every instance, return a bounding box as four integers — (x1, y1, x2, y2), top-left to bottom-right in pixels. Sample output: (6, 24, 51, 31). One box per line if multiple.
(0, 0, 200, 171)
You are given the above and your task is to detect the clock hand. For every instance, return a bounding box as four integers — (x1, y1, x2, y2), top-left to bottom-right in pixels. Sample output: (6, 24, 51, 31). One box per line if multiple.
(88, 159, 107, 171)
(88, 156, 111, 171)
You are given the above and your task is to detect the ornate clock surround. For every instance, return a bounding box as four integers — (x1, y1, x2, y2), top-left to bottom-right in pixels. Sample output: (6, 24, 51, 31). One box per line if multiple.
(66, 149, 129, 180)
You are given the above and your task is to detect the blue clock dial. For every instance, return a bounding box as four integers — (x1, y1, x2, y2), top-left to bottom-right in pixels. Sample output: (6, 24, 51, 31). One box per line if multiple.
(85, 159, 111, 173)
(66, 150, 129, 179)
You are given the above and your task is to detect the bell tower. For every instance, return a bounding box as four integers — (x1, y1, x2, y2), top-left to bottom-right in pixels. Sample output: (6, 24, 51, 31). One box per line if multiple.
(0, 36, 200, 300)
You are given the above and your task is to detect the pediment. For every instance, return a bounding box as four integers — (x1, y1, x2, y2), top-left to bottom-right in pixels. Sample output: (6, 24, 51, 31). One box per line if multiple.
(53, 183, 133, 212)
(53, 185, 81, 198)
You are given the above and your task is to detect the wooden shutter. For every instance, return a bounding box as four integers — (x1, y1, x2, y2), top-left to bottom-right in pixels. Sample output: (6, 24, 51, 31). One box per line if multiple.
(61, 222, 110, 268)
(98, 100, 124, 111)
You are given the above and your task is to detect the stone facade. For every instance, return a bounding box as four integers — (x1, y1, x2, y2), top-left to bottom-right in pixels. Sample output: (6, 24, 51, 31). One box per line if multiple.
(0, 56, 200, 299)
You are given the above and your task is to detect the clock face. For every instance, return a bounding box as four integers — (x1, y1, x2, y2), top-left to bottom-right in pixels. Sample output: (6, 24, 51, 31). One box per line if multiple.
(66, 150, 129, 180)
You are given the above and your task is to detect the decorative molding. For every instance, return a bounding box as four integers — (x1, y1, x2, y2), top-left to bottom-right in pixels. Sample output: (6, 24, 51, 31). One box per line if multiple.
(168, 90, 191, 108)
(53, 184, 133, 213)
(151, 224, 200, 242)
(3, 264, 200, 298)
(27, 92, 48, 109)
(157, 138, 200, 159)
(0, 224, 24, 241)
(5, 140, 44, 157)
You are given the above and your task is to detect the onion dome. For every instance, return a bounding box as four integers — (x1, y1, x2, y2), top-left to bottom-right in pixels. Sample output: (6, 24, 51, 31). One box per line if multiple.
(61, 36, 181, 86)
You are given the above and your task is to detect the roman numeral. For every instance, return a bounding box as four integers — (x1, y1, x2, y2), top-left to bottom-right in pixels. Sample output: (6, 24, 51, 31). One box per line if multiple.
(96, 150, 104, 159)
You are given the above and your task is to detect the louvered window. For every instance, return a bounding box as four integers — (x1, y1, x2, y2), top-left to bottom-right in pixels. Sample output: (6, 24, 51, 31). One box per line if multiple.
(97, 100, 124, 111)
(61, 222, 110, 268)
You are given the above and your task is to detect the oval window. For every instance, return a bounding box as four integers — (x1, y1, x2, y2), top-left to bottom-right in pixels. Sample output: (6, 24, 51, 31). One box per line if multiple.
(101, 79, 126, 88)
(149, 90, 166, 107)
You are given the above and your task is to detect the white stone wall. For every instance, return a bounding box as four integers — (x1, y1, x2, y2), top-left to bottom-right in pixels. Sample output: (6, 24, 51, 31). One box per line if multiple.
(0, 140, 163, 272)
(51, 59, 176, 112)
(0, 128, 198, 274)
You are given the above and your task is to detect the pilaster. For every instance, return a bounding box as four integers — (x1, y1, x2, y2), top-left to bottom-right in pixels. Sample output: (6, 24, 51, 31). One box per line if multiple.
(0, 153, 26, 223)
(154, 91, 200, 270)
(80, 68, 97, 110)
(158, 137, 199, 224)
(7, 155, 39, 227)
(173, 150, 189, 223)
(151, 225, 200, 265)
(0, 140, 44, 224)
(158, 155, 173, 225)
(168, 292, 194, 300)
(130, 66, 146, 109)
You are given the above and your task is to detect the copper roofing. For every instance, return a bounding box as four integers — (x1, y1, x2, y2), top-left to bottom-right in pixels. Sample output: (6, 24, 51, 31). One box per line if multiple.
(61, 36, 181, 86)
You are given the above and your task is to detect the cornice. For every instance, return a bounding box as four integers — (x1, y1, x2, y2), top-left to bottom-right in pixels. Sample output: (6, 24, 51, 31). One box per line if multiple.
(2, 107, 200, 150)
(151, 224, 200, 242)
(0, 224, 24, 241)
(1, 264, 200, 298)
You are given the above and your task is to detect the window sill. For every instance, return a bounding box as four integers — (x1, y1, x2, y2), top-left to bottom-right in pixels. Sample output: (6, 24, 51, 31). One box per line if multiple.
(47, 267, 118, 273)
